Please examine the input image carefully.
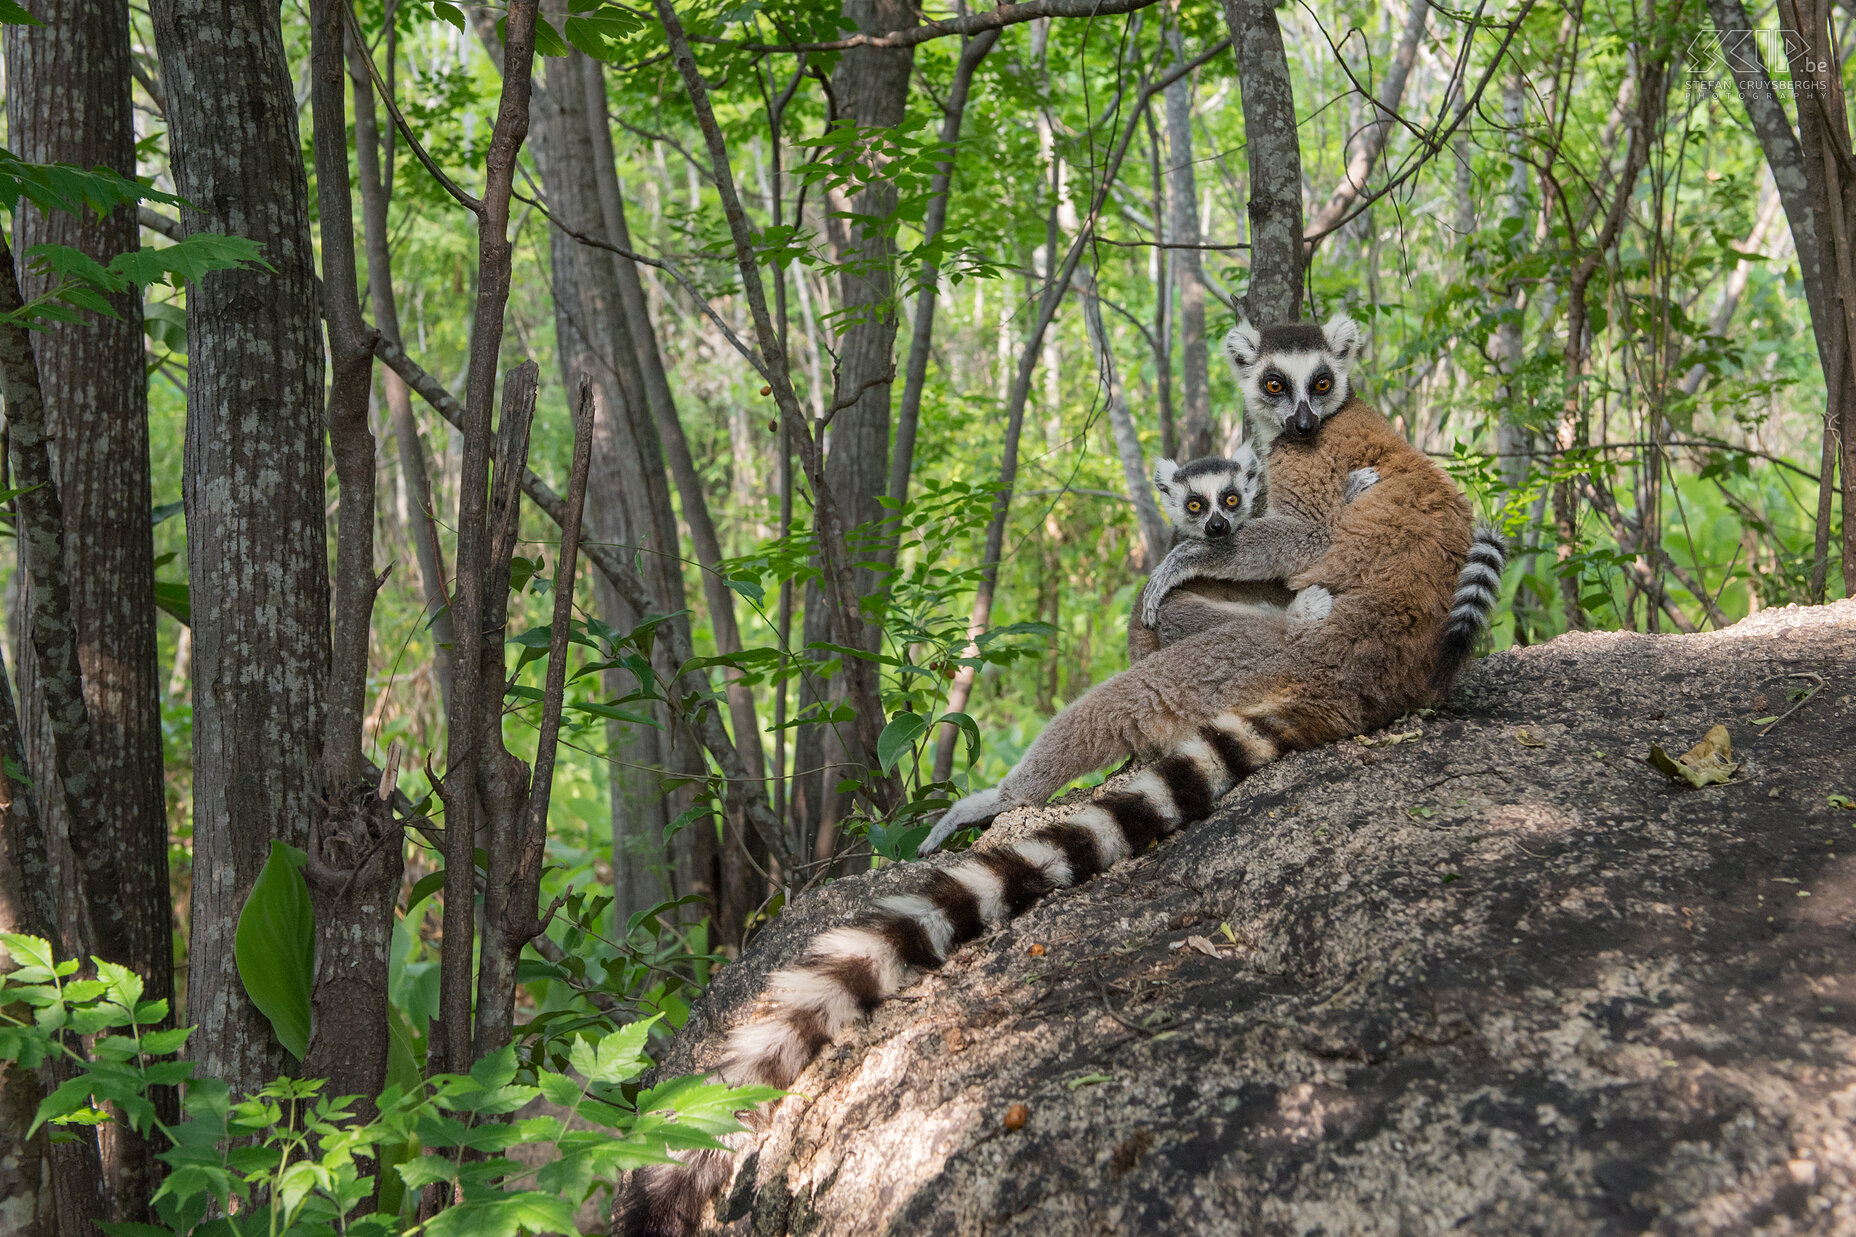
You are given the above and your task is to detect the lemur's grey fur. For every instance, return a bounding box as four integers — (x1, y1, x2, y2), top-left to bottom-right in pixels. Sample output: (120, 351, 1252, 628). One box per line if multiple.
(1139, 315, 1366, 629)
(1128, 446, 1374, 662)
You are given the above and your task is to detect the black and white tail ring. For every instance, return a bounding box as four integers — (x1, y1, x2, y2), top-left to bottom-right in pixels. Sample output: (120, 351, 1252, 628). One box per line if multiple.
(621, 709, 1286, 1236)
(1431, 525, 1506, 695)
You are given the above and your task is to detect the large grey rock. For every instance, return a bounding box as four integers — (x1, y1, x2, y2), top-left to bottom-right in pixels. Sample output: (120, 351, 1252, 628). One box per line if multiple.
(656, 602, 1856, 1235)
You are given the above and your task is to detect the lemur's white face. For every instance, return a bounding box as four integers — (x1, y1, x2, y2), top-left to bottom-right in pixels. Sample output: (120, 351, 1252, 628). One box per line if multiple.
(1152, 445, 1264, 541)
(1222, 314, 1363, 447)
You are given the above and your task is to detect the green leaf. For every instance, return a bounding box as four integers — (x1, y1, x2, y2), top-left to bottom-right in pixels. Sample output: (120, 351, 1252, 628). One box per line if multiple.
(531, 15, 569, 56)
(234, 839, 314, 1059)
(406, 868, 448, 910)
(153, 579, 189, 626)
(938, 710, 981, 767)
(722, 575, 765, 607)
(424, 1192, 579, 1237)
(0, 1, 45, 25)
(138, 1027, 191, 1056)
(149, 498, 184, 526)
(143, 303, 187, 354)
(876, 712, 927, 775)
(428, 0, 466, 30)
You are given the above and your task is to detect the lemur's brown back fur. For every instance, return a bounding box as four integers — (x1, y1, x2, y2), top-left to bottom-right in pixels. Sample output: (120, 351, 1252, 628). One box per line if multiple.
(1270, 395, 1471, 718)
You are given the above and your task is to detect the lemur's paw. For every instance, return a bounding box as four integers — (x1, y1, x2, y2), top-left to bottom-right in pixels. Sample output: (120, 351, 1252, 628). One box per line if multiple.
(1286, 584, 1334, 623)
(1139, 589, 1170, 628)
(920, 787, 1009, 855)
(1344, 467, 1380, 502)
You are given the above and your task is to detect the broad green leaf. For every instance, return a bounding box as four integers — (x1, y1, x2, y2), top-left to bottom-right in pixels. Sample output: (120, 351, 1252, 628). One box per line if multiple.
(876, 711, 926, 774)
(233, 839, 313, 1059)
(531, 15, 569, 56)
(153, 579, 189, 626)
(406, 868, 448, 910)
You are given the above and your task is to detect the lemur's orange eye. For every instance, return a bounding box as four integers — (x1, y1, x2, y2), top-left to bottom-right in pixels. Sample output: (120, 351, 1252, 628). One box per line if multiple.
(1314, 377, 1331, 393)
(1264, 378, 1285, 395)
(1223, 493, 1240, 508)
(1186, 499, 1204, 513)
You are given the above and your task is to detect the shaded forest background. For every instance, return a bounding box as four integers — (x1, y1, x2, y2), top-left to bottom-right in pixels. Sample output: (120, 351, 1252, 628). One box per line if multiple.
(0, 0, 1849, 1230)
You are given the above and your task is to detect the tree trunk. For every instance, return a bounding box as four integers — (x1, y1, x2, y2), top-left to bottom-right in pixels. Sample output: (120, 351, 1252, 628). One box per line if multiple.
(928, 46, 1218, 783)
(651, 603, 1856, 1236)
(3, 0, 171, 1214)
(1705, 0, 1853, 597)
(1557, 34, 1668, 631)
(889, 28, 999, 514)
(529, 46, 710, 928)
(1078, 272, 1170, 567)
(1302, 0, 1429, 248)
(433, 0, 538, 1082)
(151, 0, 330, 1097)
(1163, 29, 1214, 458)
(581, 59, 770, 943)
(1783, 0, 1856, 598)
(1221, 0, 1305, 324)
(347, 17, 454, 705)
(792, 0, 916, 860)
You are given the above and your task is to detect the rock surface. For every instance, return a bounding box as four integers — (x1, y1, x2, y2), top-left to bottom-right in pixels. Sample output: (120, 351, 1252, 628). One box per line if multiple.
(654, 602, 1856, 1235)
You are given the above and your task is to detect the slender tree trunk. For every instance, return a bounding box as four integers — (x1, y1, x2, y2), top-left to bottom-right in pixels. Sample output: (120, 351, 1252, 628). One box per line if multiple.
(433, 0, 539, 1082)
(300, 0, 398, 1139)
(0, 650, 89, 1237)
(1558, 26, 1669, 628)
(928, 48, 1220, 783)
(4, 0, 171, 1216)
(1784, 0, 1856, 597)
(151, 0, 329, 1099)
(889, 28, 999, 514)
(1078, 272, 1170, 565)
(346, 18, 454, 703)
(793, 0, 916, 859)
(530, 46, 709, 927)
(1163, 28, 1214, 457)
(1144, 108, 1176, 459)
(1221, 0, 1305, 323)
(653, 0, 896, 870)
(1303, 0, 1429, 247)
(373, 335, 803, 889)
(581, 59, 769, 942)
(1705, 0, 1852, 596)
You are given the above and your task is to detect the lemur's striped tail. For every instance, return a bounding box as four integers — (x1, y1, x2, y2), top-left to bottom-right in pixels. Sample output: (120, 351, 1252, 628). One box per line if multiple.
(620, 709, 1286, 1236)
(1431, 525, 1506, 696)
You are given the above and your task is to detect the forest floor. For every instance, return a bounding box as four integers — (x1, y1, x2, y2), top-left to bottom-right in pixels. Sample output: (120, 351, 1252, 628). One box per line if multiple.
(651, 600, 1856, 1236)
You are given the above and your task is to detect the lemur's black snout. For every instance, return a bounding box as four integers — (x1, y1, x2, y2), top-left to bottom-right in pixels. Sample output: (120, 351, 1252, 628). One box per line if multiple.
(1285, 402, 1320, 439)
(1206, 514, 1230, 536)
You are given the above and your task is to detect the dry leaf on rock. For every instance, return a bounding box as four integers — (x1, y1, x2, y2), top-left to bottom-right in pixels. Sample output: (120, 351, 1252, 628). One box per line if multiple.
(1647, 724, 1739, 788)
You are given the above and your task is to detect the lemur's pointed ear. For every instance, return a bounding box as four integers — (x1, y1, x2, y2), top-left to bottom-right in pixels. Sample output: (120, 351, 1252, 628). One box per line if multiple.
(1322, 314, 1364, 367)
(1232, 443, 1261, 477)
(1153, 457, 1179, 494)
(1224, 318, 1262, 370)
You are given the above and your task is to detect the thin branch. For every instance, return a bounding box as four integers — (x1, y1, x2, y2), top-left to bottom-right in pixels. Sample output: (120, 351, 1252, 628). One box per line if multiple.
(137, 206, 186, 242)
(341, 2, 483, 212)
(509, 180, 771, 382)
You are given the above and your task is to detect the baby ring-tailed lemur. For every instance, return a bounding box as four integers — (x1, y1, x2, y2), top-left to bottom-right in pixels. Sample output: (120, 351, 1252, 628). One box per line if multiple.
(619, 315, 1503, 1236)
(1129, 448, 1385, 663)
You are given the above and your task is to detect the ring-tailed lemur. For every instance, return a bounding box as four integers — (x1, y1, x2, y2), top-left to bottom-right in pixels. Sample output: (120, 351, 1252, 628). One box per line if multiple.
(620, 316, 1490, 1235)
(921, 313, 1478, 851)
(1129, 448, 1383, 663)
